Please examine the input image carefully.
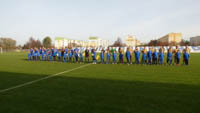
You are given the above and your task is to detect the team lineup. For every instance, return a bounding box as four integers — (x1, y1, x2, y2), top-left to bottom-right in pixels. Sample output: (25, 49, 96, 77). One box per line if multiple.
(28, 46, 190, 65)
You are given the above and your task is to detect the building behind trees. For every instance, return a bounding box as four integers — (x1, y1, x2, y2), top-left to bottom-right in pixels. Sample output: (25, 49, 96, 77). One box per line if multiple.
(54, 37, 109, 48)
(157, 33, 182, 45)
(190, 36, 200, 46)
(125, 35, 141, 47)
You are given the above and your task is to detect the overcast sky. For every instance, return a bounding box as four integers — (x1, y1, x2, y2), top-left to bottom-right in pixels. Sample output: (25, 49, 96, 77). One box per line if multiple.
(0, 0, 200, 45)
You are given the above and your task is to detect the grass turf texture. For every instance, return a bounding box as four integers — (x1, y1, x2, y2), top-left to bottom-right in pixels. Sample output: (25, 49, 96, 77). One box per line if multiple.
(0, 52, 200, 113)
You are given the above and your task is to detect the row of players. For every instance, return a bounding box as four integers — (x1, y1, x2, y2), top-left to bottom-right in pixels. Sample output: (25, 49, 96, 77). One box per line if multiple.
(28, 46, 190, 65)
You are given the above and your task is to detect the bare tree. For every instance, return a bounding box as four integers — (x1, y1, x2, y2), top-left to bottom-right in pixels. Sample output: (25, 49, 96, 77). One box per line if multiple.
(0, 38, 16, 50)
(112, 37, 126, 47)
(23, 37, 42, 49)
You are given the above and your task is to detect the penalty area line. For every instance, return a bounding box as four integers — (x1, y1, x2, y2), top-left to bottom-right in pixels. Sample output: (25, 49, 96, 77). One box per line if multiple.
(0, 64, 91, 93)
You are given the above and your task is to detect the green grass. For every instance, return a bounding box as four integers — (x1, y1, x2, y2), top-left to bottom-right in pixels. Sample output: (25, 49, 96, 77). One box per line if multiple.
(0, 52, 200, 113)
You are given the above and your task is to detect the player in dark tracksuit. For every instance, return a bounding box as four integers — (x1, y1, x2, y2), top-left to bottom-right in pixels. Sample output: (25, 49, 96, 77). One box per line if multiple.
(85, 48, 90, 63)
(75, 49, 79, 63)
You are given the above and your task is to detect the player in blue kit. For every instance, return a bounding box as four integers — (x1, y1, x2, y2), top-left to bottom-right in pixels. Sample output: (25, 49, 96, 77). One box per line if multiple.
(44, 48, 47, 54)
(34, 48, 38, 60)
(28, 52, 31, 61)
(134, 47, 140, 64)
(37, 51, 40, 61)
(147, 48, 153, 64)
(130, 47, 133, 64)
(159, 48, 164, 65)
(53, 49, 57, 61)
(152, 49, 158, 65)
(71, 49, 75, 62)
(183, 46, 190, 65)
(79, 51, 83, 63)
(64, 47, 68, 61)
(126, 47, 131, 64)
(176, 50, 181, 65)
(51, 48, 54, 55)
(42, 50, 45, 61)
(68, 50, 72, 62)
(30, 48, 33, 60)
(64, 47, 68, 54)
(58, 51, 61, 62)
(100, 49, 105, 64)
(167, 47, 173, 65)
(183, 52, 189, 65)
(158, 47, 164, 65)
(112, 50, 117, 64)
(141, 47, 147, 64)
(119, 48, 124, 64)
(92, 49, 97, 64)
(65, 47, 68, 53)
(30, 48, 33, 54)
(32, 51, 36, 61)
(159, 52, 164, 65)
(106, 49, 111, 64)
(46, 51, 49, 61)
(43, 49, 46, 61)
(49, 52, 53, 62)
(63, 52, 67, 62)
(44, 49, 48, 61)
(39, 48, 42, 55)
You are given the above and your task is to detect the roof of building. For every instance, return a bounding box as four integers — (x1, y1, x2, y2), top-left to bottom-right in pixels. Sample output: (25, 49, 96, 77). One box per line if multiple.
(55, 37, 68, 40)
(89, 37, 99, 40)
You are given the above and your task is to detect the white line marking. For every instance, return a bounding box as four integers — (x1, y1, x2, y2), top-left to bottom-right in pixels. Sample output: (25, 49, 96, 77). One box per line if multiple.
(0, 64, 91, 93)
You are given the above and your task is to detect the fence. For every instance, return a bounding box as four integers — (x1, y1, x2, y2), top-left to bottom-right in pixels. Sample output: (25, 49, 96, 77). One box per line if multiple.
(77, 46, 200, 53)
(0, 46, 200, 54)
(0, 49, 29, 53)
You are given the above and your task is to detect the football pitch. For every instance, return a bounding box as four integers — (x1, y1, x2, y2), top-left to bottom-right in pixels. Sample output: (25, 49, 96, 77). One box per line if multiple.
(0, 52, 200, 113)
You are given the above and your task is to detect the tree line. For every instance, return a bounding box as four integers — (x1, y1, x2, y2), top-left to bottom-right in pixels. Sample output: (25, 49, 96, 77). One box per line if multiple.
(0, 38, 17, 50)
(23, 36, 52, 49)
(0, 37, 52, 50)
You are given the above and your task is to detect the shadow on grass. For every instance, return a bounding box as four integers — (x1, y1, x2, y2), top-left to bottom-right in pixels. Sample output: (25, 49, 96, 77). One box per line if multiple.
(0, 71, 200, 113)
